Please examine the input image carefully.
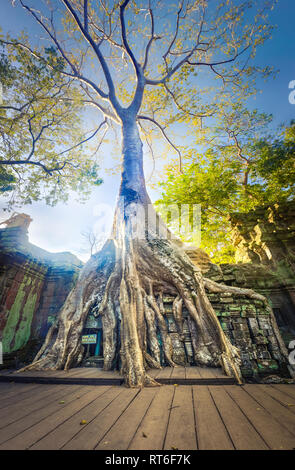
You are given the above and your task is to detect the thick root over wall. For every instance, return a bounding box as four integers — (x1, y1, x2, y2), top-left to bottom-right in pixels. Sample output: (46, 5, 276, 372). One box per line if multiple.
(18, 201, 283, 388)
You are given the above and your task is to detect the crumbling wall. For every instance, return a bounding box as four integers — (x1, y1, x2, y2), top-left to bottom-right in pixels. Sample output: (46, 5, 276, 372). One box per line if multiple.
(0, 226, 82, 363)
(185, 249, 291, 378)
(230, 201, 295, 269)
(205, 287, 287, 378)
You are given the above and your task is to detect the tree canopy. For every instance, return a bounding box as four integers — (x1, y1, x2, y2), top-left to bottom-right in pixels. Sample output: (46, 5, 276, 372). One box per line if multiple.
(156, 117, 295, 263)
(0, 38, 104, 208)
(2, 0, 276, 190)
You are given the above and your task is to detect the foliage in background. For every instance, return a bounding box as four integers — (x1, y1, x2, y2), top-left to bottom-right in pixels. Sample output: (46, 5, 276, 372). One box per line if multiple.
(0, 37, 103, 209)
(156, 114, 295, 264)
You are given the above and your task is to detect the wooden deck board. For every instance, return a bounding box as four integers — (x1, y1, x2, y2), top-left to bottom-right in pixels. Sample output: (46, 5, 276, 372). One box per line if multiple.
(164, 386, 197, 450)
(62, 388, 139, 450)
(0, 366, 232, 386)
(0, 385, 107, 450)
(225, 385, 295, 450)
(243, 384, 295, 436)
(0, 382, 24, 393)
(0, 384, 90, 447)
(96, 388, 157, 450)
(272, 384, 295, 400)
(30, 386, 119, 450)
(185, 367, 201, 379)
(0, 383, 41, 406)
(198, 367, 219, 379)
(155, 367, 173, 379)
(129, 386, 175, 450)
(209, 385, 268, 450)
(260, 385, 295, 414)
(170, 367, 186, 380)
(0, 385, 70, 429)
(0, 382, 294, 450)
(147, 368, 161, 378)
(192, 386, 234, 450)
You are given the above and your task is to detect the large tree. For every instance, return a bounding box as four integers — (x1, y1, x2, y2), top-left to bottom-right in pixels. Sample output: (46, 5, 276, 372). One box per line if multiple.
(11, 0, 285, 387)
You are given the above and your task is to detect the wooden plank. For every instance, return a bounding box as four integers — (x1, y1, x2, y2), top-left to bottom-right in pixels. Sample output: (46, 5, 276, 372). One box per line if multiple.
(170, 367, 186, 380)
(243, 385, 295, 436)
(0, 370, 15, 376)
(0, 383, 43, 407)
(0, 384, 93, 447)
(30, 386, 119, 450)
(9, 370, 57, 377)
(0, 368, 123, 386)
(0, 382, 21, 394)
(164, 386, 197, 450)
(260, 385, 295, 414)
(0, 381, 40, 395)
(129, 386, 175, 450)
(198, 367, 217, 379)
(51, 368, 99, 378)
(96, 370, 122, 379)
(0, 385, 105, 450)
(192, 386, 234, 450)
(63, 388, 139, 450)
(209, 386, 268, 450)
(185, 367, 202, 379)
(225, 385, 295, 450)
(156, 367, 173, 379)
(147, 369, 161, 379)
(73, 368, 111, 378)
(5, 370, 69, 378)
(212, 367, 226, 378)
(272, 384, 295, 400)
(16, 368, 99, 379)
(96, 388, 157, 450)
(0, 385, 71, 428)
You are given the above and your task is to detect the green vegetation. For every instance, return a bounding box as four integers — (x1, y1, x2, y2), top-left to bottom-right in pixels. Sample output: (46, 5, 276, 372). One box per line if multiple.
(0, 38, 103, 208)
(156, 112, 295, 263)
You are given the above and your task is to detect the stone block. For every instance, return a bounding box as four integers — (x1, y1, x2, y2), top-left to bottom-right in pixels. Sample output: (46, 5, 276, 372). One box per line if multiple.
(254, 336, 269, 345)
(220, 297, 234, 303)
(257, 359, 279, 372)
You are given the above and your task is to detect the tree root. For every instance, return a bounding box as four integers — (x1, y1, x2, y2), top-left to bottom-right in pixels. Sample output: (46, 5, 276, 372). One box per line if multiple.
(16, 202, 286, 387)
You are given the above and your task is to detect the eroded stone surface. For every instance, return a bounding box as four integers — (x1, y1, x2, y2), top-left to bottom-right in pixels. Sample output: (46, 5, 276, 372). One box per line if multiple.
(0, 225, 82, 367)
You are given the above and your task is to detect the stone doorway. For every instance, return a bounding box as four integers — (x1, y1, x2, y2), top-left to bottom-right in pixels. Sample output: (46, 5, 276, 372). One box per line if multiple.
(81, 316, 104, 368)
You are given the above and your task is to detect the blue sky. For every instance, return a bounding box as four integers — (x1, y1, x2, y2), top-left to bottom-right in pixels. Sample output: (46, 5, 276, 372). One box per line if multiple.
(0, 0, 294, 261)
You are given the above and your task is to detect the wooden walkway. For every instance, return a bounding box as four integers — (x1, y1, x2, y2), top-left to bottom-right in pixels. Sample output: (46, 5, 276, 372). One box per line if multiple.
(0, 366, 236, 386)
(0, 380, 294, 450)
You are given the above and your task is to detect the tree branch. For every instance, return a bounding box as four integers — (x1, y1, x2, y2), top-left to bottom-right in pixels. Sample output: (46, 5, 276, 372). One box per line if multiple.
(0, 158, 69, 175)
(137, 115, 183, 173)
(0, 38, 109, 102)
(84, 0, 88, 32)
(119, 0, 140, 76)
(61, 0, 122, 114)
(54, 119, 108, 159)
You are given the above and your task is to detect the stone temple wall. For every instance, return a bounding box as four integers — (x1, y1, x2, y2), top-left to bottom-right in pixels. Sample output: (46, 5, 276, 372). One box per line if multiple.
(228, 202, 295, 345)
(230, 201, 295, 268)
(0, 226, 82, 367)
(205, 263, 295, 347)
(205, 286, 287, 378)
(1, 203, 293, 380)
(185, 247, 292, 379)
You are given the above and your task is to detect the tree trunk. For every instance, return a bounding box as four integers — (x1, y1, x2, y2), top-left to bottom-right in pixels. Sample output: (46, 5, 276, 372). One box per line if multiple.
(18, 119, 284, 387)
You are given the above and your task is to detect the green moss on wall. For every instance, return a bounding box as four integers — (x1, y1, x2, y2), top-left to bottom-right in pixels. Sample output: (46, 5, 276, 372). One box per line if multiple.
(2, 274, 41, 353)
